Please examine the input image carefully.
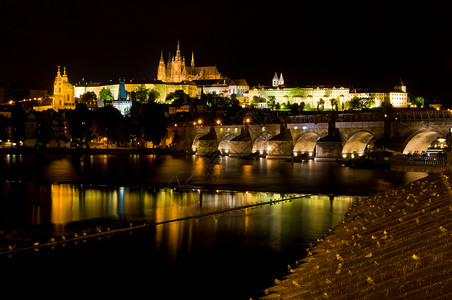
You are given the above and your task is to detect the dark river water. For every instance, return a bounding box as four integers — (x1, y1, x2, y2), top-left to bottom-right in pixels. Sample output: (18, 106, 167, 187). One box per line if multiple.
(0, 154, 427, 299)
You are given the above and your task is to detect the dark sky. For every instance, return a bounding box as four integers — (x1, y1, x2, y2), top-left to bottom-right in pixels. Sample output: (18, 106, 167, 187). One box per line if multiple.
(1, 0, 451, 102)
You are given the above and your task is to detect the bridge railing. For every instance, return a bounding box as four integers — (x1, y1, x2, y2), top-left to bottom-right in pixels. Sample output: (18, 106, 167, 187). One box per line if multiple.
(394, 110, 452, 121)
(288, 110, 452, 124)
(392, 154, 448, 166)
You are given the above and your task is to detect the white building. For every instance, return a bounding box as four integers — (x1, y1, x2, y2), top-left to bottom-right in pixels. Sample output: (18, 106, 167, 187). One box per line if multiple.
(245, 76, 408, 109)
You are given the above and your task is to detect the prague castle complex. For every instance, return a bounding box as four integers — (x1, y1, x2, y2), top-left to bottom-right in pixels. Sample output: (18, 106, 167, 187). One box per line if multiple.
(34, 41, 409, 113)
(157, 41, 223, 83)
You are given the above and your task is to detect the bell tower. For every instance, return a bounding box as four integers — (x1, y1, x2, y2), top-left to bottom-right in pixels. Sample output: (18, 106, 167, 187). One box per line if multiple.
(272, 72, 278, 87)
(52, 66, 74, 110)
(278, 73, 284, 86)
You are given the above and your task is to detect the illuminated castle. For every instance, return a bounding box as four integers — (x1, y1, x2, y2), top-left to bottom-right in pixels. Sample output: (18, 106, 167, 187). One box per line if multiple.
(157, 41, 223, 83)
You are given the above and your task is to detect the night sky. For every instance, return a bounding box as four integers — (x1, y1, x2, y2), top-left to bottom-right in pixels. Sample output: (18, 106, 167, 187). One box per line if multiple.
(1, 0, 451, 102)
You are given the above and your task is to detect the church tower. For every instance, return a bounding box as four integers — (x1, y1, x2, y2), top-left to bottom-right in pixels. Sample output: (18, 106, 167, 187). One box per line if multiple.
(278, 73, 284, 86)
(394, 79, 406, 92)
(272, 72, 279, 87)
(157, 51, 166, 81)
(53, 66, 75, 110)
(191, 51, 195, 68)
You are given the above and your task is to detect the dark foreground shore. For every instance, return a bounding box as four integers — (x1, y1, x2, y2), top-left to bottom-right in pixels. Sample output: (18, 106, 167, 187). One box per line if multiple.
(261, 170, 452, 299)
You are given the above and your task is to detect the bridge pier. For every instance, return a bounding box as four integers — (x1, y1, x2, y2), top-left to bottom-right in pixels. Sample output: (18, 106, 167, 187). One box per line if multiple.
(267, 122, 293, 159)
(193, 127, 219, 155)
(227, 127, 252, 157)
(315, 139, 342, 161)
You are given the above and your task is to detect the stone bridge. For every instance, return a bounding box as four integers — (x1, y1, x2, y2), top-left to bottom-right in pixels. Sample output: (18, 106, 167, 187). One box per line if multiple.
(166, 110, 452, 160)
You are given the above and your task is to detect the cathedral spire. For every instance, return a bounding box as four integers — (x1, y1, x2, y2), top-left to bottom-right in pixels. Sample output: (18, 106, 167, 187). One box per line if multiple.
(57, 65, 61, 77)
(175, 40, 182, 61)
(191, 51, 195, 68)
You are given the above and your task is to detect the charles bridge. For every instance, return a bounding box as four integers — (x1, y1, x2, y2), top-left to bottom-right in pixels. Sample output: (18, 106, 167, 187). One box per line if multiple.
(166, 110, 452, 160)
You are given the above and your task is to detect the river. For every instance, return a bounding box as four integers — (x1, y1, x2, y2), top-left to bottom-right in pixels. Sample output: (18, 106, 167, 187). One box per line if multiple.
(0, 153, 427, 299)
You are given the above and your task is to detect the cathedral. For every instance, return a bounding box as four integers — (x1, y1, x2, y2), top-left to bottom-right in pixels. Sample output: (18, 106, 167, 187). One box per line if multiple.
(157, 41, 223, 83)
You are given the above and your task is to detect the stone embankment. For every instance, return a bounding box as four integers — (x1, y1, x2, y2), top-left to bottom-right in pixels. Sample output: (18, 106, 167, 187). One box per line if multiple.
(261, 170, 452, 299)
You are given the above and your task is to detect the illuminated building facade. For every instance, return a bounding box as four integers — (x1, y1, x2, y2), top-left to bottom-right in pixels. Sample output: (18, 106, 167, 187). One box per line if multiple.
(35, 66, 75, 111)
(246, 85, 350, 110)
(75, 79, 198, 106)
(245, 76, 408, 109)
(53, 66, 75, 110)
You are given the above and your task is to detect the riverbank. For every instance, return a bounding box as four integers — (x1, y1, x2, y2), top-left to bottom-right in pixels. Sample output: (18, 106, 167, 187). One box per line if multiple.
(261, 170, 452, 299)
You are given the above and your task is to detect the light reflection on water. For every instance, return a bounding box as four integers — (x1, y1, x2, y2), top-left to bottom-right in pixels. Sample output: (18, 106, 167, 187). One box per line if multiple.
(0, 154, 427, 299)
(0, 154, 428, 194)
(2, 182, 357, 263)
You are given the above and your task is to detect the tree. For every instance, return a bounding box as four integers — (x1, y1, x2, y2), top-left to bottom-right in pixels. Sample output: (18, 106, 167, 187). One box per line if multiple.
(0, 116, 9, 141)
(148, 90, 160, 103)
(95, 106, 123, 147)
(36, 110, 55, 148)
(166, 90, 192, 106)
(251, 96, 266, 104)
(143, 103, 167, 147)
(67, 103, 94, 148)
(414, 97, 425, 108)
(80, 91, 97, 104)
(317, 98, 325, 111)
(11, 101, 25, 144)
(299, 102, 305, 112)
(135, 84, 150, 103)
(290, 103, 300, 114)
(99, 88, 113, 103)
(329, 98, 340, 111)
(348, 97, 361, 110)
(128, 100, 167, 148)
(267, 96, 276, 109)
(363, 97, 375, 109)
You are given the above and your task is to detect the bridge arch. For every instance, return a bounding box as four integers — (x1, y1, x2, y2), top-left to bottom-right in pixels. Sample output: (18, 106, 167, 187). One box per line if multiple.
(293, 132, 321, 155)
(402, 130, 445, 154)
(218, 132, 238, 154)
(252, 131, 274, 154)
(342, 131, 375, 155)
(191, 132, 210, 152)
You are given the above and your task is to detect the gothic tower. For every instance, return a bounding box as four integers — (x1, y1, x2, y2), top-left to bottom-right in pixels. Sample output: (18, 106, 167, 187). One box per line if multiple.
(157, 51, 166, 81)
(169, 41, 182, 82)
